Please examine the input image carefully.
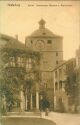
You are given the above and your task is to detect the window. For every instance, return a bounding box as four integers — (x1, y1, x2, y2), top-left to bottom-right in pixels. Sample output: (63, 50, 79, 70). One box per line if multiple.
(17, 57, 24, 67)
(56, 52, 58, 56)
(58, 98, 63, 104)
(56, 60, 58, 65)
(26, 58, 32, 70)
(10, 57, 15, 67)
(45, 83, 47, 89)
(55, 82, 58, 90)
(43, 32, 46, 35)
(47, 40, 52, 44)
(31, 40, 33, 44)
(59, 69, 62, 79)
(59, 81, 62, 90)
(55, 71, 58, 79)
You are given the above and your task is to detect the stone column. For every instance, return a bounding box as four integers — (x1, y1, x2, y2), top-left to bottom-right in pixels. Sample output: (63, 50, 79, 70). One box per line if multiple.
(25, 94, 28, 111)
(57, 69, 59, 91)
(53, 72, 56, 93)
(30, 93, 33, 110)
(35, 82, 39, 110)
(25, 88, 28, 111)
(20, 86, 25, 111)
(54, 96, 57, 111)
(36, 91, 39, 110)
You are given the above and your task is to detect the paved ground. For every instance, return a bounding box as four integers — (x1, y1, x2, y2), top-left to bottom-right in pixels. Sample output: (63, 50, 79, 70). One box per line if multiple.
(1, 112, 80, 125)
(45, 112, 80, 125)
(2, 117, 56, 125)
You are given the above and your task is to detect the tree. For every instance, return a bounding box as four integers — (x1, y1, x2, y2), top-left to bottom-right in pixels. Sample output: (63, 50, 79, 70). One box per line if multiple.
(0, 47, 41, 113)
(0, 48, 26, 112)
(65, 66, 79, 111)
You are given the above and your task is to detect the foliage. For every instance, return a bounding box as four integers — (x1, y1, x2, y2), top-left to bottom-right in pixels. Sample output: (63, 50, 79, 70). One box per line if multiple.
(0, 47, 41, 112)
(65, 67, 79, 105)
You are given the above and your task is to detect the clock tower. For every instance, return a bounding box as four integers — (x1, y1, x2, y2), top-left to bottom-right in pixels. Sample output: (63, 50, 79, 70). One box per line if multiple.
(25, 19, 63, 71)
(25, 19, 63, 110)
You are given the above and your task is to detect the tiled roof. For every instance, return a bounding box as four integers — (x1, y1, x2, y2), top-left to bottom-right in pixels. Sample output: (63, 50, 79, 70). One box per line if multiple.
(0, 34, 25, 50)
(29, 19, 62, 38)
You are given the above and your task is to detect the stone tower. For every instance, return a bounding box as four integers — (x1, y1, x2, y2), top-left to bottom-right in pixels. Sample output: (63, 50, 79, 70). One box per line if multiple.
(25, 19, 63, 71)
(25, 19, 63, 109)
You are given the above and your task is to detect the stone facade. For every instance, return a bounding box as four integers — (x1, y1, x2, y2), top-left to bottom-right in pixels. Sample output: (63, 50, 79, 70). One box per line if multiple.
(52, 59, 76, 112)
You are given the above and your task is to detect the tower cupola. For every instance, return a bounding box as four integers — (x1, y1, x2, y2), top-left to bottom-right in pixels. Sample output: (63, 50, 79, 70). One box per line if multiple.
(39, 19, 46, 29)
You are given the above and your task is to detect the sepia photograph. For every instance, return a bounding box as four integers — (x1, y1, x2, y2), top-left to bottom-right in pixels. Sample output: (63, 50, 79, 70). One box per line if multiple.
(0, 0, 80, 125)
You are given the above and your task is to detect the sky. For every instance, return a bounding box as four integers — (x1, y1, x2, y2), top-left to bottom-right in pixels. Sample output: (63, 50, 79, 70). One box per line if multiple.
(0, 1, 80, 60)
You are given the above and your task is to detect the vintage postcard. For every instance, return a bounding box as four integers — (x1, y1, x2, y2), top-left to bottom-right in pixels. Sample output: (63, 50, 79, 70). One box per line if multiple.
(0, 0, 80, 125)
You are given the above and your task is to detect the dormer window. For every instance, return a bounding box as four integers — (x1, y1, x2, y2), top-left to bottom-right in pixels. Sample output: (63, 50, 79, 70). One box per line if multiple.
(47, 40, 52, 44)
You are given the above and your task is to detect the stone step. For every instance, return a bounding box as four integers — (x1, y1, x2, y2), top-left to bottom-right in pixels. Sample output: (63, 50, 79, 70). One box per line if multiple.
(6, 112, 41, 116)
